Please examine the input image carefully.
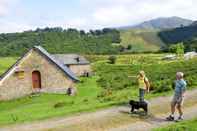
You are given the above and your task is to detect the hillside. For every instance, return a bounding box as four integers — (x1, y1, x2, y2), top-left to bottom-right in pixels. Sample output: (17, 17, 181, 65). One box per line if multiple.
(120, 29, 165, 52)
(120, 16, 193, 30)
(159, 22, 197, 51)
(0, 19, 196, 56)
(0, 28, 121, 56)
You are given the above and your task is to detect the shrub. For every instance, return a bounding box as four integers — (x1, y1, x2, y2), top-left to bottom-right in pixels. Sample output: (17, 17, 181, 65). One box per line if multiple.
(53, 101, 74, 108)
(95, 58, 197, 94)
(108, 55, 117, 64)
(127, 44, 132, 50)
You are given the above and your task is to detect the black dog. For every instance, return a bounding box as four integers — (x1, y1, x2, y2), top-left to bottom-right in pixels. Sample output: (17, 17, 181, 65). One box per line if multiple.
(129, 100, 148, 113)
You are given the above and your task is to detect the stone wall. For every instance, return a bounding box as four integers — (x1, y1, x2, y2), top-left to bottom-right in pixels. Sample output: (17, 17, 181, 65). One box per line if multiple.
(0, 49, 74, 100)
(69, 64, 91, 76)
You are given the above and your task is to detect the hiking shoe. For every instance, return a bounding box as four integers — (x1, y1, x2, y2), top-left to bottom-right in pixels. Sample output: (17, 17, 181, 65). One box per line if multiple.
(177, 116, 183, 121)
(166, 115, 174, 121)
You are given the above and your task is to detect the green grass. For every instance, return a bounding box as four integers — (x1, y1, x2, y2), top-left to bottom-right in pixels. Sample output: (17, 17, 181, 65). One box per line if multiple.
(0, 76, 107, 125)
(153, 118, 197, 131)
(0, 75, 159, 126)
(86, 53, 168, 64)
(120, 29, 164, 52)
(0, 75, 172, 126)
(0, 57, 18, 75)
(0, 55, 196, 126)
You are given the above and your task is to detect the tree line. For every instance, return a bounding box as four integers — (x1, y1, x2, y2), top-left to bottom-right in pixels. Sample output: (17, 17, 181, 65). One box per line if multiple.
(0, 27, 121, 56)
(159, 23, 197, 52)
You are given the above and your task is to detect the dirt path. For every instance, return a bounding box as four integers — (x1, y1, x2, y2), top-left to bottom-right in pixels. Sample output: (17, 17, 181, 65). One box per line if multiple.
(1, 89, 197, 131)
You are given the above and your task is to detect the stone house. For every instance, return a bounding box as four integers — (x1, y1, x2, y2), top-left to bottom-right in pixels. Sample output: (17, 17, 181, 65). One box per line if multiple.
(0, 46, 79, 100)
(184, 51, 197, 60)
(52, 54, 91, 76)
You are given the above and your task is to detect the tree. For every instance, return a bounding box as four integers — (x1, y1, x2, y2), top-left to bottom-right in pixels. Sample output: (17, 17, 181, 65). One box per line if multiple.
(176, 43, 184, 57)
(127, 44, 132, 50)
(79, 30, 86, 36)
(108, 55, 117, 64)
(169, 43, 185, 58)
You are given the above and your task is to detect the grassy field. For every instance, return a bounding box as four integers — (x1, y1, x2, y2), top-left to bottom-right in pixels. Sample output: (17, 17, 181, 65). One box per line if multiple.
(153, 118, 197, 131)
(86, 53, 168, 64)
(0, 55, 197, 126)
(120, 29, 165, 52)
(0, 57, 18, 75)
(0, 75, 168, 126)
(0, 76, 107, 125)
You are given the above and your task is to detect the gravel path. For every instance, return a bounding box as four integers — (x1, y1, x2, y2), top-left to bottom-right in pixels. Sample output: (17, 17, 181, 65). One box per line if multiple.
(1, 89, 197, 131)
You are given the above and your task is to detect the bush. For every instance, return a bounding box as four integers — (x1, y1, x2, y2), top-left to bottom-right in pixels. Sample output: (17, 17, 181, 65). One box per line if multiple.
(97, 72, 132, 91)
(53, 101, 74, 108)
(127, 44, 132, 50)
(95, 58, 197, 93)
(108, 55, 117, 64)
(152, 80, 173, 94)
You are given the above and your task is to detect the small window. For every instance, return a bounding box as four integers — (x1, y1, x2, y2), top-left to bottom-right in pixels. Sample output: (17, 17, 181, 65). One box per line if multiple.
(66, 64, 70, 68)
(15, 71, 25, 79)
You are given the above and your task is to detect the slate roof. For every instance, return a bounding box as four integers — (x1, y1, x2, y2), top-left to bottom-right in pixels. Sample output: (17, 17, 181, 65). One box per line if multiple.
(0, 46, 79, 82)
(33, 46, 79, 81)
(52, 54, 90, 65)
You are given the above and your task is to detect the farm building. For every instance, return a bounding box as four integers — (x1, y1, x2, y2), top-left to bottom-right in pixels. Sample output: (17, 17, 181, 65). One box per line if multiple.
(184, 51, 197, 60)
(52, 54, 91, 76)
(0, 46, 80, 100)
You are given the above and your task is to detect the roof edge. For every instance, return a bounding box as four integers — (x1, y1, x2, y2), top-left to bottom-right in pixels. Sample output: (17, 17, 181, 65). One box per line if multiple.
(33, 46, 79, 82)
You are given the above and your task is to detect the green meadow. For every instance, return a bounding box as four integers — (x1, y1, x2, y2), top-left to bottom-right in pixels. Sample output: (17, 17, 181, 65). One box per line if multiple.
(120, 29, 165, 52)
(0, 55, 197, 126)
(153, 118, 197, 131)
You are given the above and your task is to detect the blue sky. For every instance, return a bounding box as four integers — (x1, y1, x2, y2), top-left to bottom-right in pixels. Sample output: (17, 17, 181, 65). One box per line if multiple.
(0, 0, 197, 33)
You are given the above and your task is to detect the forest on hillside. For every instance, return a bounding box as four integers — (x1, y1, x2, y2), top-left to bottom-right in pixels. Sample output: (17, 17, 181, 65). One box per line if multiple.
(159, 24, 197, 51)
(0, 27, 121, 56)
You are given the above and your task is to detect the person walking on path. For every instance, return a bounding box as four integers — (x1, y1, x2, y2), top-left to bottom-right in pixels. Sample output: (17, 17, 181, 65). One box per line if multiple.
(166, 72, 187, 121)
(137, 71, 150, 102)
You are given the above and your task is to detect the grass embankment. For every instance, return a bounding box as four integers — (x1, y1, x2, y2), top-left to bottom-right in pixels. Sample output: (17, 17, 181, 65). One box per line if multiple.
(120, 29, 165, 52)
(0, 56, 197, 126)
(0, 57, 18, 75)
(0, 75, 165, 126)
(0, 76, 109, 125)
(153, 118, 197, 131)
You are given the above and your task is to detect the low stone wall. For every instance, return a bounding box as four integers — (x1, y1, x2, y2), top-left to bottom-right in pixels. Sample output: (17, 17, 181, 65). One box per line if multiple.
(69, 64, 91, 76)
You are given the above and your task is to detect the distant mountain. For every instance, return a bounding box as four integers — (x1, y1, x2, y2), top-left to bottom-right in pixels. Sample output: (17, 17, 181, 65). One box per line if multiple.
(120, 16, 193, 30)
(190, 21, 197, 26)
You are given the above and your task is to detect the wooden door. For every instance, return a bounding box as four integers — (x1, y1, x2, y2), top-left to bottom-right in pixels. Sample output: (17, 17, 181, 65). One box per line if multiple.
(32, 71, 41, 89)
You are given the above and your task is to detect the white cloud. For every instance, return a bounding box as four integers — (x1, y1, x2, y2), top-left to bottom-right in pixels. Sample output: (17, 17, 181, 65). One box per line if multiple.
(1, 0, 197, 33)
(0, 0, 19, 16)
(64, 18, 88, 29)
(93, 6, 131, 26)
(80, 0, 197, 28)
(0, 20, 33, 33)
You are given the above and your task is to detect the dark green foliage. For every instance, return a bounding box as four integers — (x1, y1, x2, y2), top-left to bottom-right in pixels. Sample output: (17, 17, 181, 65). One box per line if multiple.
(97, 72, 132, 90)
(54, 101, 74, 108)
(108, 55, 117, 64)
(184, 38, 197, 52)
(95, 58, 197, 93)
(127, 44, 132, 50)
(0, 27, 121, 56)
(159, 24, 197, 52)
(159, 24, 197, 44)
(169, 43, 184, 57)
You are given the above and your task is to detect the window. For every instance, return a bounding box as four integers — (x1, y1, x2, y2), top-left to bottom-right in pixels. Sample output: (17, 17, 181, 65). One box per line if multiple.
(66, 64, 70, 68)
(15, 71, 25, 79)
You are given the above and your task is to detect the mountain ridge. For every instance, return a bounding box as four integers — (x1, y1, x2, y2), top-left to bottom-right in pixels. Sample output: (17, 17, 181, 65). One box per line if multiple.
(119, 16, 193, 30)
